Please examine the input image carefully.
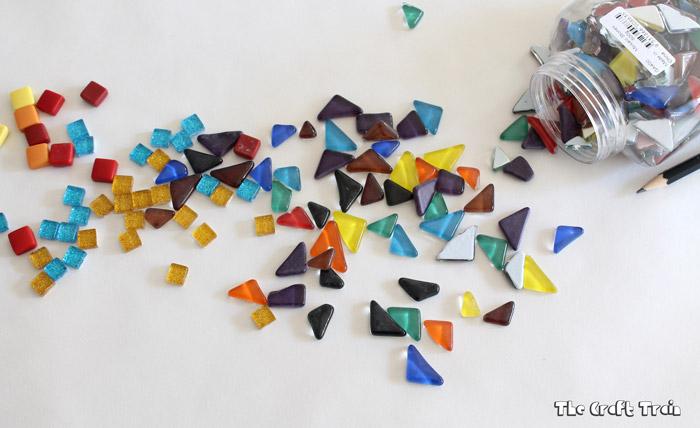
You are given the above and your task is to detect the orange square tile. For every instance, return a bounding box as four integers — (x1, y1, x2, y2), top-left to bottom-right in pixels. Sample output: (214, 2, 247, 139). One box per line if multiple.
(14, 105, 40, 131)
(26, 143, 50, 169)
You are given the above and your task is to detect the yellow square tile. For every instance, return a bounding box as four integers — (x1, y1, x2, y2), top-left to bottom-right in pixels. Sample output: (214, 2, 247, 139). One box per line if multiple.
(29, 247, 53, 269)
(118, 228, 142, 252)
(150, 184, 171, 205)
(113, 194, 133, 213)
(89, 194, 114, 217)
(254, 215, 275, 236)
(166, 263, 188, 286)
(124, 211, 145, 229)
(0, 124, 8, 147)
(192, 223, 217, 247)
(112, 175, 134, 195)
(31, 271, 54, 296)
(77, 229, 98, 249)
(10, 86, 34, 110)
(251, 306, 276, 329)
(173, 205, 197, 229)
(147, 149, 170, 172)
(210, 185, 233, 207)
(131, 189, 153, 209)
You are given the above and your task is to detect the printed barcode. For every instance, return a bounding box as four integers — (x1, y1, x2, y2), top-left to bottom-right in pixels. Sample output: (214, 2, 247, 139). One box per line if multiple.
(615, 12, 653, 48)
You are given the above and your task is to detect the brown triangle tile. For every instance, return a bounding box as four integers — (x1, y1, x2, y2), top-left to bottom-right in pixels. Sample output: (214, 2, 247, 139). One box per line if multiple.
(211, 161, 254, 188)
(170, 174, 202, 211)
(145, 208, 175, 229)
(307, 248, 335, 270)
(299, 120, 317, 139)
(361, 173, 385, 205)
(346, 149, 393, 174)
(463, 183, 494, 213)
(363, 121, 399, 141)
(483, 301, 515, 326)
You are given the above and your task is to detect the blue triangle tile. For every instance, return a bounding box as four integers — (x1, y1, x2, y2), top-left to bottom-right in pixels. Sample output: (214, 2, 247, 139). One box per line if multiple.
(406, 345, 444, 386)
(273, 166, 301, 191)
(554, 225, 584, 253)
(413, 100, 443, 135)
(325, 120, 357, 152)
(390, 224, 418, 258)
(419, 210, 464, 241)
(371, 140, 400, 158)
(155, 160, 188, 184)
(250, 157, 272, 191)
(627, 86, 679, 110)
(271, 124, 297, 148)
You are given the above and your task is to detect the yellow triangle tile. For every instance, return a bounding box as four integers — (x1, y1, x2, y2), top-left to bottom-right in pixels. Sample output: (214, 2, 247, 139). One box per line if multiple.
(423, 144, 465, 171)
(333, 211, 367, 253)
(460, 291, 481, 317)
(389, 151, 419, 191)
(523, 255, 557, 293)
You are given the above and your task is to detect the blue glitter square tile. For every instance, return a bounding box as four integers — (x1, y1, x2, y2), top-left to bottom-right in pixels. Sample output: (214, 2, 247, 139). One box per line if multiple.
(129, 143, 153, 166)
(66, 119, 89, 141)
(56, 222, 78, 243)
(151, 128, 171, 148)
(0, 213, 7, 233)
(196, 174, 220, 197)
(181, 114, 204, 136)
(236, 179, 261, 202)
(38, 220, 59, 240)
(44, 258, 67, 281)
(68, 206, 91, 226)
(170, 131, 192, 153)
(73, 136, 94, 157)
(63, 185, 86, 207)
(62, 246, 87, 269)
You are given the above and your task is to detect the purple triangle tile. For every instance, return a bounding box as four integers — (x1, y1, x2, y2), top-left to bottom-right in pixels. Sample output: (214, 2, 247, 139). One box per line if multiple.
(413, 179, 437, 216)
(558, 104, 581, 143)
(498, 207, 530, 250)
(396, 111, 428, 139)
(521, 128, 546, 150)
(317, 95, 363, 120)
(197, 131, 241, 157)
(503, 156, 534, 182)
(267, 284, 306, 307)
(314, 150, 355, 179)
(356, 113, 394, 134)
(435, 169, 465, 195)
(275, 242, 308, 276)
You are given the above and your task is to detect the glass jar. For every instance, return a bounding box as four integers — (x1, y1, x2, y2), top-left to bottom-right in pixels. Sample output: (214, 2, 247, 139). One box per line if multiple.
(530, 0, 700, 165)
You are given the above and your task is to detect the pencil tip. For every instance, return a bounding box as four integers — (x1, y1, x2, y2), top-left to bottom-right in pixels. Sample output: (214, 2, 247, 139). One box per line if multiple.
(636, 188, 645, 194)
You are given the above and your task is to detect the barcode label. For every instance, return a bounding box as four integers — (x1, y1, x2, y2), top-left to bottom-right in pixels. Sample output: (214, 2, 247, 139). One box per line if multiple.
(600, 7, 675, 76)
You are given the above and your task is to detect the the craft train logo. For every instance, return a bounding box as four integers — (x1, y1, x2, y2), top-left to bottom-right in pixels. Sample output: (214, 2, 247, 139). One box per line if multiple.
(554, 400, 681, 417)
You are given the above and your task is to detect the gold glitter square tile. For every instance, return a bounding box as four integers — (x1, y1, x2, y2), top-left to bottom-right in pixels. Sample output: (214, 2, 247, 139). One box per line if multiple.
(173, 205, 198, 229)
(113, 193, 133, 213)
(150, 184, 171, 205)
(254, 215, 275, 236)
(29, 247, 53, 269)
(77, 229, 97, 249)
(166, 263, 188, 286)
(131, 189, 153, 209)
(118, 228, 142, 252)
(31, 271, 54, 296)
(251, 305, 276, 329)
(89, 194, 114, 217)
(124, 211, 145, 229)
(147, 149, 170, 172)
(210, 185, 233, 207)
(192, 223, 217, 247)
(112, 175, 134, 195)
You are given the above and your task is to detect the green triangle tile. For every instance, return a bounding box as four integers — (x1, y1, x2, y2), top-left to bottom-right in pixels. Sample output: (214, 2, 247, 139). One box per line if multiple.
(423, 192, 448, 220)
(387, 307, 422, 341)
(476, 234, 508, 271)
(367, 213, 398, 238)
(271, 180, 292, 213)
(499, 116, 529, 141)
(402, 3, 424, 29)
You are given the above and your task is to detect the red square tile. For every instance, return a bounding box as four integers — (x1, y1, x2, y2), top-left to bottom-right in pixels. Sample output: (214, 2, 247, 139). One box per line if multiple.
(23, 123, 50, 146)
(233, 133, 261, 160)
(49, 143, 75, 167)
(8, 226, 37, 255)
(36, 90, 65, 115)
(80, 81, 108, 107)
(91, 158, 119, 182)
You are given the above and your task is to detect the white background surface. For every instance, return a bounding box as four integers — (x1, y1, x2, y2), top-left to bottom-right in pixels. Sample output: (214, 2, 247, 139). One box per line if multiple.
(1, 1, 699, 427)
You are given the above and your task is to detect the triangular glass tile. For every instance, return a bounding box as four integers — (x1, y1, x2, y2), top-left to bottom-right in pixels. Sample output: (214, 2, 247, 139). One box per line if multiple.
(504, 251, 525, 290)
(228, 279, 267, 305)
(310, 221, 347, 273)
(413, 179, 436, 216)
(390, 151, 419, 190)
(271, 180, 292, 213)
(314, 150, 355, 179)
(435, 169, 465, 195)
(503, 156, 534, 182)
(498, 207, 530, 250)
(384, 179, 414, 206)
(277, 206, 314, 230)
(419, 211, 464, 241)
(628, 86, 679, 110)
(415, 157, 438, 183)
(271, 124, 297, 148)
(250, 157, 272, 191)
(211, 161, 253, 188)
(144, 208, 175, 229)
(659, 4, 700, 33)
(197, 131, 240, 157)
(334, 170, 363, 212)
(402, 4, 424, 30)
(628, 5, 665, 31)
(513, 90, 534, 114)
(333, 210, 367, 253)
(267, 283, 306, 307)
(273, 166, 301, 191)
(558, 104, 581, 143)
(554, 225, 584, 253)
(499, 116, 529, 141)
(523, 255, 557, 293)
(424, 320, 453, 351)
(320, 268, 344, 289)
(317, 94, 363, 120)
(346, 149, 393, 174)
(492, 147, 511, 170)
(634, 118, 674, 151)
(424, 192, 448, 220)
(387, 307, 422, 341)
(275, 242, 308, 277)
(356, 113, 394, 134)
(406, 345, 443, 386)
(361, 173, 384, 205)
(325, 120, 357, 152)
(521, 128, 546, 150)
(308, 304, 334, 340)
(299, 121, 317, 139)
(390, 224, 418, 257)
(437, 225, 477, 261)
(423, 144, 465, 171)
(413, 100, 442, 134)
(184, 149, 223, 174)
(397, 111, 428, 139)
(460, 291, 481, 317)
(307, 201, 330, 228)
(367, 213, 398, 238)
(307, 248, 334, 270)
(456, 166, 480, 190)
(363, 121, 399, 141)
(155, 160, 188, 184)
(170, 174, 201, 210)
(463, 183, 494, 213)
(370, 300, 406, 336)
(476, 234, 508, 271)
(372, 140, 400, 158)
(398, 277, 439, 301)
(483, 301, 515, 326)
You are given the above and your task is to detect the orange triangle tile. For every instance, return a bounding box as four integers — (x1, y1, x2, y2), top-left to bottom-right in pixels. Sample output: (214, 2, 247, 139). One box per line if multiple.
(457, 166, 480, 190)
(228, 279, 267, 305)
(346, 149, 393, 174)
(423, 320, 453, 351)
(415, 157, 438, 183)
(363, 121, 399, 141)
(310, 220, 348, 272)
(307, 248, 335, 270)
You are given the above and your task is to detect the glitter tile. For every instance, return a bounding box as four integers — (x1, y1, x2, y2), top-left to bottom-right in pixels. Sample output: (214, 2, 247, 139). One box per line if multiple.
(150, 128, 171, 148)
(66, 119, 89, 141)
(118, 228, 142, 252)
(173, 205, 198, 229)
(113, 194, 133, 214)
(89, 194, 114, 217)
(38, 220, 59, 240)
(62, 245, 87, 269)
(56, 222, 78, 243)
(196, 174, 220, 196)
(68, 206, 91, 226)
(44, 258, 67, 281)
(166, 263, 189, 286)
(124, 211, 145, 229)
(29, 247, 53, 269)
(210, 185, 233, 206)
(73, 136, 94, 157)
(251, 305, 276, 329)
(31, 272, 54, 296)
(149, 184, 171, 205)
(192, 223, 217, 247)
(112, 175, 134, 195)
(147, 149, 170, 172)
(0, 213, 7, 233)
(129, 143, 153, 166)
(63, 185, 86, 207)
(170, 130, 193, 152)
(77, 229, 97, 249)
(181, 114, 204, 136)
(131, 189, 153, 210)
(255, 214, 275, 236)
(236, 179, 261, 202)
